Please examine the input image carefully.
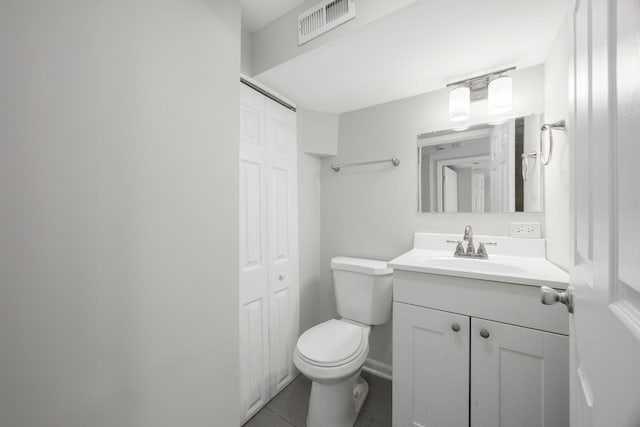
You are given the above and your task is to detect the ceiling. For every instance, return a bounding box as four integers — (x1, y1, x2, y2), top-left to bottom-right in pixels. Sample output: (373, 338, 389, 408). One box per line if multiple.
(241, 0, 309, 33)
(253, 0, 570, 113)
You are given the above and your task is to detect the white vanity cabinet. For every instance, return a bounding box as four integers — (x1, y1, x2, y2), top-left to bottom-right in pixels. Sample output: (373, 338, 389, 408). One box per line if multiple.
(392, 270, 569, 427)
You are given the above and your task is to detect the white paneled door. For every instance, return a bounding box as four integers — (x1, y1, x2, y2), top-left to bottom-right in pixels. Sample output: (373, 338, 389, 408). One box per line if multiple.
(569, 0, 640, 425)
(239, 83, 299, 424)
(265, 97, 299, 397)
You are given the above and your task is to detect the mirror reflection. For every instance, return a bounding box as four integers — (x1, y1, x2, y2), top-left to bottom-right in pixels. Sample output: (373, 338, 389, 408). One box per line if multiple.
(419, 114, 543, 213)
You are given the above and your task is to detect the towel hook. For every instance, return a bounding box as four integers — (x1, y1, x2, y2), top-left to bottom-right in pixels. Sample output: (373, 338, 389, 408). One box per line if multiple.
(540, 120, 566, 166)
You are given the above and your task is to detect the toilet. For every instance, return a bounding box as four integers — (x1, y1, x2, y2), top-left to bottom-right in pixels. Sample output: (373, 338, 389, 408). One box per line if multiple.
(293, 256, 393, 427)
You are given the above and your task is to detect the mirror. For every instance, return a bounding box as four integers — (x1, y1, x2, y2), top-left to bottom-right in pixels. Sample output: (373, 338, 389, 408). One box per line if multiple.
(418, 114, 543, 213)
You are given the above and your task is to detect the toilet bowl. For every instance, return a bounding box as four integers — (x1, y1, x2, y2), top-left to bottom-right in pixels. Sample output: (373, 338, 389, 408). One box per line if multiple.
(294, 319, 371, 427)
(293, 257, 393, 427)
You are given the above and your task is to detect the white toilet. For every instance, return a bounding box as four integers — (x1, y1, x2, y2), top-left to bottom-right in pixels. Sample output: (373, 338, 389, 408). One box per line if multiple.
(293, 256, 393, 427)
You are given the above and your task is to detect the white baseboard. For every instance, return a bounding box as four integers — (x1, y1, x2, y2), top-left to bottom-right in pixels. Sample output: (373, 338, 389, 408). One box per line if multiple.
(362, 358, 392, 381)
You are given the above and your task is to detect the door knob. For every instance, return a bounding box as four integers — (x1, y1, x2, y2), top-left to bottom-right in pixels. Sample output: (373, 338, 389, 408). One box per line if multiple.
(451, 323, 461, 332)
(278, 274, 286, 281)
(480, 329, 490, 339)
(540, 286, 574, 313)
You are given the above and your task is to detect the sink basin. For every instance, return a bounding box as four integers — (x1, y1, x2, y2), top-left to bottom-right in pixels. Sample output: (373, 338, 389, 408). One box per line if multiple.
(406, 254, 528, 275)
(388, 233, 570, 288)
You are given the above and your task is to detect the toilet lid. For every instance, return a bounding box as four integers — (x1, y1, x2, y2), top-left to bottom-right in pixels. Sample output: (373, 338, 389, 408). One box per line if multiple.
(296, 319, 365, 366)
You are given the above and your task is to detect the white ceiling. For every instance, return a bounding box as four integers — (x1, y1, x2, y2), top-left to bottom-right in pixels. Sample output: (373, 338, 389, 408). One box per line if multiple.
(254, 0, 570, 113)
(241, 0, 309, 33)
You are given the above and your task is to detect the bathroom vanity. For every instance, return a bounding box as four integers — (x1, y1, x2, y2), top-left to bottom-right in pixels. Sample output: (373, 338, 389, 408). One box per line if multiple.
(389, 232, 569, 427)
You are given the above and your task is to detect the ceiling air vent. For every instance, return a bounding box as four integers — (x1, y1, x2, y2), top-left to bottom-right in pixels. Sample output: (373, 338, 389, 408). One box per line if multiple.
(298, 0, 356, 45)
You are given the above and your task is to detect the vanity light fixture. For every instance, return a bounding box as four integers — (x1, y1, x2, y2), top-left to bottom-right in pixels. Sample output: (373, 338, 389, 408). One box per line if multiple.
(447, 66, 516, 121)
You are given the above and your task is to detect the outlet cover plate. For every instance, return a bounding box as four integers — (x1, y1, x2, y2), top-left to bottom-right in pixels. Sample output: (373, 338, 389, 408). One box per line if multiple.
(510, 222, 541, 238)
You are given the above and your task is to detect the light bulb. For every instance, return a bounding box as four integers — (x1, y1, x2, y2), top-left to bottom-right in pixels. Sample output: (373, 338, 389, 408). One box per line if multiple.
(449, 86, 470, 122)
(488, 76, 512, 115)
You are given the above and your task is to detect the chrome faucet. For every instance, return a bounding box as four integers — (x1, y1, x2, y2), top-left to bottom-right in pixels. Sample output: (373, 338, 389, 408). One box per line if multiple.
(447, 225, 497, 259)
(463, 225, 474, 255)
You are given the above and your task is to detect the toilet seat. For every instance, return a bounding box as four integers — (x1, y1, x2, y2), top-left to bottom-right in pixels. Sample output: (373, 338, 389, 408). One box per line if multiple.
(296, 319, 366, 367)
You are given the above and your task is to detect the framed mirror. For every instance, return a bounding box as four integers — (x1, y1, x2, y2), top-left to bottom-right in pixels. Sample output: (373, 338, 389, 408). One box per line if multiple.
(418, 114, 543, 213)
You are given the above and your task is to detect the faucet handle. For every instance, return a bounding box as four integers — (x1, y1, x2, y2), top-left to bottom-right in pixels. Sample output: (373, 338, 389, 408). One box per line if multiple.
(476, 242, 497, 258)
(446, 240, 465, 256)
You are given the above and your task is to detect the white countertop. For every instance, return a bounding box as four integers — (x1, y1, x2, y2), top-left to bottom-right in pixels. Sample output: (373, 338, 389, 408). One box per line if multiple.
(388, 233, 569, 289)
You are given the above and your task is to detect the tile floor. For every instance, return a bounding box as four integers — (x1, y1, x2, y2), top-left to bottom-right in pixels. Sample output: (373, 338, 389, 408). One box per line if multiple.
(244, 371, 392, 427)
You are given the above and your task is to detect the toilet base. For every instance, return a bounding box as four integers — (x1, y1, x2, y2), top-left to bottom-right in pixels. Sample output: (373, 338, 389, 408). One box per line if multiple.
(306, 372, 369, 427)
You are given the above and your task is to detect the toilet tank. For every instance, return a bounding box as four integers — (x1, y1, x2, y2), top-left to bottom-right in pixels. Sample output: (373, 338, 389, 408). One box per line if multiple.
(331, 257, 393, 325)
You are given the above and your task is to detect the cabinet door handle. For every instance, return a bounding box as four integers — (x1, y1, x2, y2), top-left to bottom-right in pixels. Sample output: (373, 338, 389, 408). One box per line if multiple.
(480, 329, 490, 339)
(451, 323, 461, 332)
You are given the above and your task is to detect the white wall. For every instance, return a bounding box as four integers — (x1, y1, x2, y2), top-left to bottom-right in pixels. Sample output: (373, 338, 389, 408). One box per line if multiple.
(241, 30, 253, 76)
(297, 147, 323, 334)
(0, 1, 241, 426)
(320, 65, 547, 366)
(298, 109, 339, 157)
(544, 18, 571, 271)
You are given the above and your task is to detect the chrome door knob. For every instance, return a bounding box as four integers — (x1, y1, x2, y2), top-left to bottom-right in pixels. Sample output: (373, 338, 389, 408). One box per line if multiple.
(451, 323, 461, 332)
(540, 286, 574, 313)
(480, 329, 490, 339)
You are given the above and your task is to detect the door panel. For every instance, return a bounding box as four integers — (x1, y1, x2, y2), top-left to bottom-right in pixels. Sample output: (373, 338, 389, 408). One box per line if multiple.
(471, 319, 569, 427)
(393, 303, 470, 427)
(472, 173, 485, 212)
(239, 299, 269, 415)
(240, 161, 263, 269)
(266, 99, 299, 397)
(573, 0, 595, 277)
(489, 120, 515, 212)
(273, 288, 292, 390)
(443, 166, 458, 212)
(570, 0, 640, 425)
(239, 86, 270, 422)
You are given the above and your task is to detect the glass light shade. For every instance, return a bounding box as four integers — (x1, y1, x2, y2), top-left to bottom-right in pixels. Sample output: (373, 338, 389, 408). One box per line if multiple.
(488, 76, 512, 115)
(449, 86, 470, 122)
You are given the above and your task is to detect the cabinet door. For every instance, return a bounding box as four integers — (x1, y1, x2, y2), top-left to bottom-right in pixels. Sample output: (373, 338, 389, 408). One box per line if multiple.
(393, 302, 470, 427)
(470, 318, 569, 427)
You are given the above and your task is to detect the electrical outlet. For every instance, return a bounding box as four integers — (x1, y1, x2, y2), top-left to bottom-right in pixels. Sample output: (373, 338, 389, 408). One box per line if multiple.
(510, 222, 541, 238)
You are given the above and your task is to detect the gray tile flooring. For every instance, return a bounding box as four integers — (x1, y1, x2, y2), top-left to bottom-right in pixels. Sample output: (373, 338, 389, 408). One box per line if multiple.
(245, 371, 391, 427)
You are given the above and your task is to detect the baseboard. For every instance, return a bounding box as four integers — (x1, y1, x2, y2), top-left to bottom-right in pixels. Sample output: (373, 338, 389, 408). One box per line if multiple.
(362, 358, 392, 381)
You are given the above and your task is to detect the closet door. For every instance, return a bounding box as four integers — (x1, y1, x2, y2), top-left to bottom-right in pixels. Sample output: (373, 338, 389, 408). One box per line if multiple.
(239, 85, 270, 421)
(265, 99, 299, 395)
(470, 318, 569, 427)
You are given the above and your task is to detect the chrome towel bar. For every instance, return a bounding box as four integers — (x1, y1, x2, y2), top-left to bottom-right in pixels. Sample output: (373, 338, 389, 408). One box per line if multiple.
(330, 158, 400, 172)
